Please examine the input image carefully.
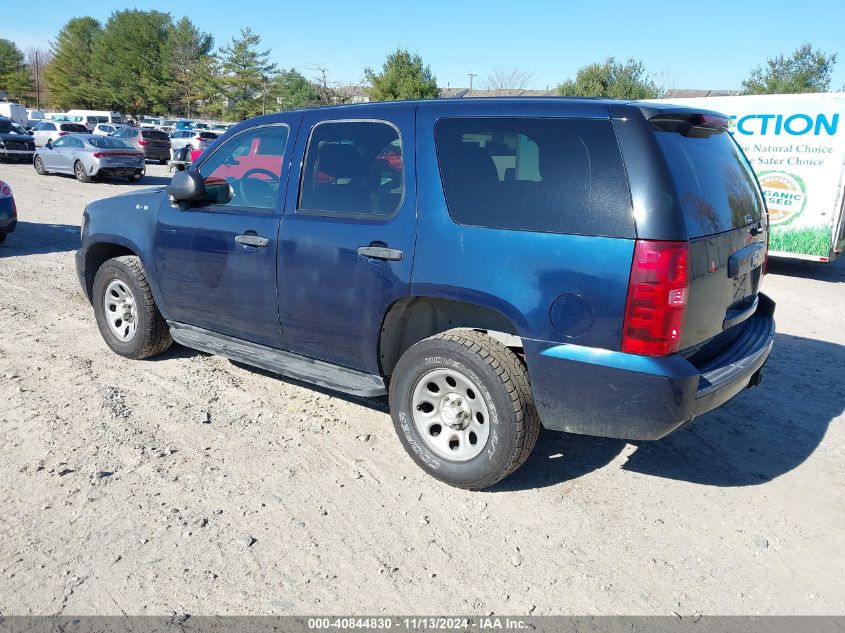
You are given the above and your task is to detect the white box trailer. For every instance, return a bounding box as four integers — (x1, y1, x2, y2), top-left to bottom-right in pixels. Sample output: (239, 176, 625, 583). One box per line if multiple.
(656, 93, 845, 262)
(0, 102, 28, 128)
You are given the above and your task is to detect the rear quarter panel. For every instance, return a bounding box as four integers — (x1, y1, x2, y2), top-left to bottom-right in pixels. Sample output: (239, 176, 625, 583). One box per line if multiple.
(412, 101, 636, 350)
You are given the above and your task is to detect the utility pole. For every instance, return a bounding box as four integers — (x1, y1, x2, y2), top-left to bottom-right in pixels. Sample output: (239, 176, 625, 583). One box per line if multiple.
(35, 50, 40, 110)
(262, 76, 267, 115)
(468, 72, 477, 97)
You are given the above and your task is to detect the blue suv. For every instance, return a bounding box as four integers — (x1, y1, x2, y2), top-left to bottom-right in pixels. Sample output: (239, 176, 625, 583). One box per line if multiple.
(75, 98, 775, 489)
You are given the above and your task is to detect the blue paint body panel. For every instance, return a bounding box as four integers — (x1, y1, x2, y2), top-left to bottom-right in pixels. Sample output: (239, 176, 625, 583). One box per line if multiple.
(75, 97, 775, 442)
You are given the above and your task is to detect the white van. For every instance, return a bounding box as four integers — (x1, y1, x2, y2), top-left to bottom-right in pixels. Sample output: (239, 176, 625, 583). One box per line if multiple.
(656, 93, 845, 263)
(0, 102, 28, 127)
(65, 110, 124, 131)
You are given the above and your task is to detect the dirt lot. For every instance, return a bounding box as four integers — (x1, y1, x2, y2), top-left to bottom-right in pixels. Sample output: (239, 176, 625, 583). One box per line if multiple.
(0, 161, 843, 616)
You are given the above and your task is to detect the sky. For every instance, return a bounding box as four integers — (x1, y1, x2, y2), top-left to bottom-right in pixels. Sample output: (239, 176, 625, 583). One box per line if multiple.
(3, 0, 844, 92)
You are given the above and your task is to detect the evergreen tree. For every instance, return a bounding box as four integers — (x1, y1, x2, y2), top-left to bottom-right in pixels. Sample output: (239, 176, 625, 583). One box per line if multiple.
(558, 57, 661, 99)
(43, 18, 102, 109)
(217, 28, 277, 120)
(365, 49, 439, 101)
(742, 44, 837, 94)
(0, 39, 33, 101)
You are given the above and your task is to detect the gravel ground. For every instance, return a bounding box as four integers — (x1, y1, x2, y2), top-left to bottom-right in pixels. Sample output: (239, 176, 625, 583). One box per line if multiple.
(0, 161, 843, 616)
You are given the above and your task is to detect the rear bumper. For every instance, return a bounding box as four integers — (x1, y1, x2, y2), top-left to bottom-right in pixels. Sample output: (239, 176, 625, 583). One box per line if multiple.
(526, 293, 776, 440)
(143, 148, 170, 160)
(95, 166, 144, 177)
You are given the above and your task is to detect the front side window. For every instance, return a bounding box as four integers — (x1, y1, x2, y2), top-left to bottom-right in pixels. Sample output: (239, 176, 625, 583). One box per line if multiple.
(434, 117, 634, 237)
(52, 136, 71, 148)
(298, 121, 403, 217)
(197, 124, 289, 210)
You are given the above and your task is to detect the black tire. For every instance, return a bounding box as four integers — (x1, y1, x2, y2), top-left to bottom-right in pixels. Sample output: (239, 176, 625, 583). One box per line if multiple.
(33, 155, 46, 175)
(0, 232, 6, 244)
(128, 172, 143, 182)
(389, 329, 540, 490)
(92, 256, 172, 360)
(74, 160, 91, 183)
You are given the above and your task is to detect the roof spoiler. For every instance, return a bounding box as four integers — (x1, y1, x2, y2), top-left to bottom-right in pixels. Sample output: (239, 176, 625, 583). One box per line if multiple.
(644, 108, 731, 136)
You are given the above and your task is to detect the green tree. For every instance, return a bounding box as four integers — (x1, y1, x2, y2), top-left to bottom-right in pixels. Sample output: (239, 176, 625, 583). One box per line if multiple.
(160, 17, 215, 116)
(43, 17, 102, 109)
(742, 43, 838, 94)
(268, 69, 319, 111)
(0, 39, 33, 101)
(365, 48, 439, 101)
(217, 27, 277, 121)
(90, 10, 172, 113)
(557, 57, 661, 99)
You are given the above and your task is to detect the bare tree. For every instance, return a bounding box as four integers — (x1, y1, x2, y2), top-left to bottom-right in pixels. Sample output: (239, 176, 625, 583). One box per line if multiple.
(484, 67, 536, 95)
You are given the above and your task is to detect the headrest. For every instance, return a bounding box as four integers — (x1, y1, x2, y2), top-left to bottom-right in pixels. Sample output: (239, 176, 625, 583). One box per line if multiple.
(317, 143, 364, 179)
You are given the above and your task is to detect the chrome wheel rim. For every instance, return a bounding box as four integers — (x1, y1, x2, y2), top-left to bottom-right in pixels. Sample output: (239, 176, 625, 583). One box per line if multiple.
(411, 368, 491, 462)
(75, 163, 85, 178)
(103, 279, 138, 342)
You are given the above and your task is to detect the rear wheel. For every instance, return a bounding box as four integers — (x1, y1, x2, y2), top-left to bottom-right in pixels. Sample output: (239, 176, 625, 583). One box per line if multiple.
(33, 155, 46, 175)
(389, 329, 540, 490)
(128, 171, 144, 182)
(92, 256, 172, 359)
(74, 160, 91, 183)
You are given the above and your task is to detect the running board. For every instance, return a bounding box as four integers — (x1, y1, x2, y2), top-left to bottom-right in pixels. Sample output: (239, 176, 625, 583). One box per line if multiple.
(167, 322, 387, 398)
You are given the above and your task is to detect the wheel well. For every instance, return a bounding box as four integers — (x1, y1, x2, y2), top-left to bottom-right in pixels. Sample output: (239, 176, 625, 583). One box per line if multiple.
(379, 297, 521, 376)
(84, 243, 137, 302)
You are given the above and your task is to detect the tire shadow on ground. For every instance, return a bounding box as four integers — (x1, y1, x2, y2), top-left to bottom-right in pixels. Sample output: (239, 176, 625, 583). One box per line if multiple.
(146, 334, 844, 492)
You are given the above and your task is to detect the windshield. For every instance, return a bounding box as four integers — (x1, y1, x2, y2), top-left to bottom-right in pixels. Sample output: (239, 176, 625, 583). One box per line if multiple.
(89, 136, 131, 149)
(653, 124, 765, 238)
(142, 129, 169, 140)
(0, 120, 28, 134)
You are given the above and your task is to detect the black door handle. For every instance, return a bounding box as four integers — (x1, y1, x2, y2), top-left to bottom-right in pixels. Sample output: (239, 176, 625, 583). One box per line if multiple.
(235, 234, 269, 247)
(358, 246, 403, 261)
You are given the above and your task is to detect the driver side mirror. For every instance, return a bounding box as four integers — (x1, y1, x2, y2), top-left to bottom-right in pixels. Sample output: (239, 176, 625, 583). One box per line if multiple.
(45, 140, 52, 149)
(166, 170, 205, 204)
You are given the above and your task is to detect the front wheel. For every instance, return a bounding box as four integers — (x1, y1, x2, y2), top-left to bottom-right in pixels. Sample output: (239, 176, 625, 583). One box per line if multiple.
(74, 160, 91, 183)
(92, 256, 173, 359)
(389, 329, 540, 490)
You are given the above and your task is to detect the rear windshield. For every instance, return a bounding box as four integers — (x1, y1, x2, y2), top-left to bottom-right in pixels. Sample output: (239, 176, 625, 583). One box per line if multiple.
(434, 117, 634, 237)
(61, 123, 88, 132)
(142, 130, 169, 140)
(89, 136, 131, 149)
(653, 125, 764, 238)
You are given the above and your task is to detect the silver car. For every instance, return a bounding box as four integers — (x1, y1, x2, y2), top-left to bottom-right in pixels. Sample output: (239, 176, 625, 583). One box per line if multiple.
(33, 134, 146, 183)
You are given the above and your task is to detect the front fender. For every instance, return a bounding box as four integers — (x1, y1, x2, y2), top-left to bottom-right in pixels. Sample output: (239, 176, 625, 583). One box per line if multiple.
(80, 189, 168, 316)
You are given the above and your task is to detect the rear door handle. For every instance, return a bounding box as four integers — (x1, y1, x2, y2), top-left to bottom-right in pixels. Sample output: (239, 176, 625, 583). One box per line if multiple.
(235, 234, 269, 247)
(357, 246, 403, 261)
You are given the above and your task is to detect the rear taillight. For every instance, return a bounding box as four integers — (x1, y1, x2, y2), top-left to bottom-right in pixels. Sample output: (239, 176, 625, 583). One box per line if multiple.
(138, 139, 150, 145)
(622, 240, 689, 356)
(0, 183, 11, 198)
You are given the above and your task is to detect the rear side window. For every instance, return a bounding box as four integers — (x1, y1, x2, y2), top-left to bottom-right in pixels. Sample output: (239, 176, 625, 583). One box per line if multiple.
(652, 123, 764, 238)
(298, 121, 404, 217)
(62, 124, 88, 133)
(434, 117, 633, 236)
